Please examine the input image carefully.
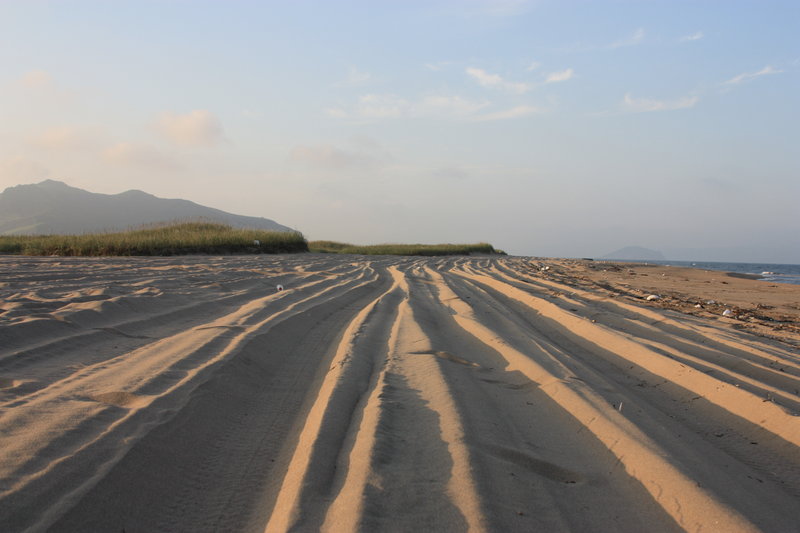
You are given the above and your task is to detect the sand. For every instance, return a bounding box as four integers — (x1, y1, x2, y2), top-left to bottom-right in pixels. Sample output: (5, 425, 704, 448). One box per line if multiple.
(0, 255, 798, 532)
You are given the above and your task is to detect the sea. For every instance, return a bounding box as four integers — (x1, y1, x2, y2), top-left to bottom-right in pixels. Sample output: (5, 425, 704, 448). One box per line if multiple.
(636, 260, 800, 286)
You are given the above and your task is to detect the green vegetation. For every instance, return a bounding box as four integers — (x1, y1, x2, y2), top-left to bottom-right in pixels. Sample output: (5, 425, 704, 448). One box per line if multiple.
(0, 222, 504, 257)
(308, 240, 503, 256)
(0, 222, 308, 256)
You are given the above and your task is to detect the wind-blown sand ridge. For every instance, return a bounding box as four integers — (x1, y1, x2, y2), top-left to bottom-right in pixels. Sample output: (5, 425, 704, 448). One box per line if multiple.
(0, 256, 798, 532)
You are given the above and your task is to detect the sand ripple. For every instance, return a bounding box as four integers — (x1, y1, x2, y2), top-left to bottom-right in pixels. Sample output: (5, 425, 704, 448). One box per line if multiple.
(0, 255, 798, 532)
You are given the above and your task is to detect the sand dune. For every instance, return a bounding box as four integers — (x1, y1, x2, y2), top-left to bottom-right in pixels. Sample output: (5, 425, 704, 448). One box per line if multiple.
(1, 256, 798, 532)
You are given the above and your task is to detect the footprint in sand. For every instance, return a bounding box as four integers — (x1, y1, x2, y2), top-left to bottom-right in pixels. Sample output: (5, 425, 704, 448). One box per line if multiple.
(409, 350, 481, 367)
(479, 377, 536, 391)
(89, 391, 153, 409)
(0, 377, 21, 389)
(488, 445, 585, 485)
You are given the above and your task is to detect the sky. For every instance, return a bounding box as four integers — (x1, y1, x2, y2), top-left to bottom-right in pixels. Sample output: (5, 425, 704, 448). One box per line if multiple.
(0, 0, 798, 262)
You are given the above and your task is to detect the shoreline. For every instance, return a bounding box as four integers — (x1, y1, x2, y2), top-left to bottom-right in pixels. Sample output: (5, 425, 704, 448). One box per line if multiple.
(534, 258, 800, 347)
(590, 257, 800, 285)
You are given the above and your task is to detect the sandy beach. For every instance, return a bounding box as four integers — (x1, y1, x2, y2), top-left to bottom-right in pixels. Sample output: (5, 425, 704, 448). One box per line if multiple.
(1, 255, 798, 532)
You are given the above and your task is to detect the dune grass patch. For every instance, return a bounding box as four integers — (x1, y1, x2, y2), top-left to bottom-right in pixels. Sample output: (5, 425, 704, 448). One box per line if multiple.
(308, 241, 503, 256)
(0, 222, 308, 256)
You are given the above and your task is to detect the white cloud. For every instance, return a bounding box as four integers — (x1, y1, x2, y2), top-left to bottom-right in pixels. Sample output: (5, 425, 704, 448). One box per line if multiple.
(11, 69, 76, 106)
(26, 126, 94, 150)
(291, 144, 375, 169)
(466, 67, 530, 93)
(425, 61, 454, 72)
(723, 65, 784, 85)
(337, 67, 371, 87)
(526, 61, 541, 71)
(419, 95, 491, 116)
(544, 68, 574, 83)
(679, 31, 704, 42)
(623, 93, 699, 112)
(554, 28, 646, 54)
(609, 28, 645, 49)
(457, 0, 532, 17)
(466, 67, 503, 87)
(335, 93, 491, 120)
(17, 69, 55, 90)
(356, 94, 491, 118)
(325, 108, 348, 119)
(356, 94, 410, 119)
(104, 143, 181, 170)
(156, 110, 225, 146)
(472, 105, 542, 121)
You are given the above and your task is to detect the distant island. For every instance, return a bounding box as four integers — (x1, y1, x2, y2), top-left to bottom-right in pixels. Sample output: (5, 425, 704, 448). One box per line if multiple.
(0, 180, 293, 235)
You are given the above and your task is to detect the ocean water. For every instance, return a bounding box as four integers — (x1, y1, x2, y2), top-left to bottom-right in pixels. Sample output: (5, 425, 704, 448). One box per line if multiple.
(643, 260, 800, 286)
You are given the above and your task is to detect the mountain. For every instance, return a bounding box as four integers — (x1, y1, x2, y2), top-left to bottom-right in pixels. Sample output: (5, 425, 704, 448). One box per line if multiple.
(0, 180, 294, 235)
(602, 246, 666, 261)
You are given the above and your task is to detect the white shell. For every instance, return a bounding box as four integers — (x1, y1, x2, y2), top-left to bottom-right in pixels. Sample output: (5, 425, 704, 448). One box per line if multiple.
(722, 309, 733, 317)
(645, 294, 660, 301)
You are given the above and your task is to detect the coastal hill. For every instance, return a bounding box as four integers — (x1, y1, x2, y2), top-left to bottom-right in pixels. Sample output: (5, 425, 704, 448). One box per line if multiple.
(602, 245, 666, 261)
(0, 180, 293, 235)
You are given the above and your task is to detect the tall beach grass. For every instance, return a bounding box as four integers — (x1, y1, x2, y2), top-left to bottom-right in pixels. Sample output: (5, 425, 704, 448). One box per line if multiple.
(0, 222, 308, 256)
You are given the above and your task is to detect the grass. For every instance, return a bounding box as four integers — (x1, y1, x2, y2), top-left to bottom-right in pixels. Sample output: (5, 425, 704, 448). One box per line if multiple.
(308, 240, 503, 256)
(0, 222, 308, 256)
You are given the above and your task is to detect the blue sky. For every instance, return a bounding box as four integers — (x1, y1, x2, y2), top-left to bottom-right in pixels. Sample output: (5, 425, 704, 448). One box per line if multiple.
(1, 1, 798, 261)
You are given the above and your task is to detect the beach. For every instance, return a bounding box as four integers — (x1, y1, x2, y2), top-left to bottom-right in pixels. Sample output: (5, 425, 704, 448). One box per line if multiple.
(1, 255, 798, 532)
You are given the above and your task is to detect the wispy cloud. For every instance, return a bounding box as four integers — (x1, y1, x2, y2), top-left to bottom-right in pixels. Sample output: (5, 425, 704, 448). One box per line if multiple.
(104, 142, 181, 170)
(609, 28, 645, 49)
(325, 108, 348, 119)
(336, 67, 371, 87)
(16, 69, 55, 90)
(26, 126, 95, 150)
(526, 61, 541, 71)
(679, 31, 704, 42)
(472, 105, 542, 121)
(623, 93, 699, 112)
(328, 93, 513, 121)
(355, 94, 411, 119)
(457, 0, 532, 17)
(341, 93, 490, 120)
(291, 144, 374, 169)
(291, 138, 390, 171)
(544, 68, 574, 83)
(723, 65, 784, 85)
(11, 69, 77, 105)
(555, 28, 645, 54)
(156, 110, 225, 147)
(419, 95, 491, 116)
(425, 61, 454, 72)
(466, 67, 530, 93)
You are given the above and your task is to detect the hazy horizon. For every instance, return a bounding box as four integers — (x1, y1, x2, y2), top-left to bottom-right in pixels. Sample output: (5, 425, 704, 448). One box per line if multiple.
(1, 1, 798, 262)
